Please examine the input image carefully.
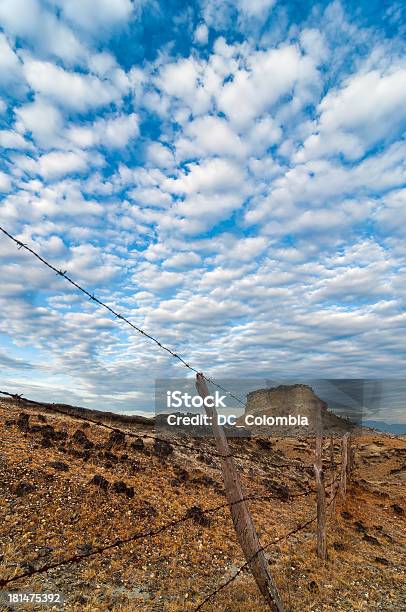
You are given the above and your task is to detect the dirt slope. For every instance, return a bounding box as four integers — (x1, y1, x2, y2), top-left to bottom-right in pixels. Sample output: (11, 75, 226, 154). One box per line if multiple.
(0, 397, 405, 611)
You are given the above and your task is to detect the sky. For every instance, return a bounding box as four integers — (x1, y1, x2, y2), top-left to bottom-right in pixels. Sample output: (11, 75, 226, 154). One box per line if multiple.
(0, 0, 405, 420)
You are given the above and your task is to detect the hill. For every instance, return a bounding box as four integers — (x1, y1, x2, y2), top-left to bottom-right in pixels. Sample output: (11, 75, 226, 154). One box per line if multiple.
(0, 395, 405, 611)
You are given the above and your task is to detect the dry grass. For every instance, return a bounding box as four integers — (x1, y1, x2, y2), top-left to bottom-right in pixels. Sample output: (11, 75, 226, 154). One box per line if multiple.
(0, 398, 405, 611)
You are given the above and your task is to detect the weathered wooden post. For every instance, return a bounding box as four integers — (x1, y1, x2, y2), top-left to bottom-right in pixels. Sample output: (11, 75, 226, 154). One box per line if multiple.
(313, 464, 327, 560)
(340, 432, 350, 496)
(329, 436, 334, 466)
(315, 400, 323, 469)
(195, 373, 284, 611)
(314, 400, 327, 559)
(347, 435, 354, 480)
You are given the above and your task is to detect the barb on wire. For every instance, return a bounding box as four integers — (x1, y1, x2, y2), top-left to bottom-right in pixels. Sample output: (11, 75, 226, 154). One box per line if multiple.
(0, 226, 246, 408)
(0, 487, 316, 588)
(0, 390, 308, 469)
(194, 474, 342, 611)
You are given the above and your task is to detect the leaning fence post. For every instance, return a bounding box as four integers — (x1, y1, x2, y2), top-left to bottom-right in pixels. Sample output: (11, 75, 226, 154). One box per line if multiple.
(313, 463, 327, 560)
(195, 373, 284, 611)
(314, 401, 327, 559)
(340, 432, 350, 496)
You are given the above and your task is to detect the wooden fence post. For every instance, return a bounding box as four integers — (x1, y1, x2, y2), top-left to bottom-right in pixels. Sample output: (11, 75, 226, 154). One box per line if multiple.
(340, 432, 350, 497)
(329, 436, 334, 466)
(313, 464, 327, 560)
(315, 400, 323, 469)
(195, 373, 284, 611)
(314, 401, 327, 559)
(347, 436, 355, 480)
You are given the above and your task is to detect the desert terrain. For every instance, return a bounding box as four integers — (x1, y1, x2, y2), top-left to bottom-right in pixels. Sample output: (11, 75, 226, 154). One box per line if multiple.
(0, 396, 405, 611)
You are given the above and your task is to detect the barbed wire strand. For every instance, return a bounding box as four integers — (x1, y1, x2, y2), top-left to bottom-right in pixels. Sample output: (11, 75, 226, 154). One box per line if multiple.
(194, 473, 342, 610)
(0, 226, 245, 407)
(0, 487, 317, 588)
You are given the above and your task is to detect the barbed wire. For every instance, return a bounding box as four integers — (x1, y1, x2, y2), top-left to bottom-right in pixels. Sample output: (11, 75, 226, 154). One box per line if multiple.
(0, 390, 317, 469)
(0, 226, 246, 407)
(0, 487, 317, 588)
(194, 473, 342, 610)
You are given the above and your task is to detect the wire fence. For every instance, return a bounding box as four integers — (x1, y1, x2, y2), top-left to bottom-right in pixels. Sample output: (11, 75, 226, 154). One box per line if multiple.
(0, 389, 320, 470)
(0, 389, 345, 610)
(0, 227, 350, 609)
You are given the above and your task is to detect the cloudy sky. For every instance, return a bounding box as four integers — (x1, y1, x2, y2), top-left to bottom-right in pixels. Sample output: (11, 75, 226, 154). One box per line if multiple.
(0, 0, 405, 418)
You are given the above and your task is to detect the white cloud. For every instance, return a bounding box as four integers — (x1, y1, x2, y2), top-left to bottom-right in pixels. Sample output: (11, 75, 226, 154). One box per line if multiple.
(0, 171, 11, 192)
(178, 115, 246, 158)
(217, 45, 310, 128)
(0, 0, 85, 63)
(376, 189, 406, 236)
(194, 23, 209, 45)
(163, 251, 201, 269)
(15, 98, 63, 148)
(296, 67, 406, 161)
(0, 129, 30, 149)
(147, 142, 175, 169)
(37, 150, 90, 180)
(237, 0, 276, 18)
(23, 59, 126, 111)
(67, 113, 139, 149)
(0, 33, 23, 89)
(167, 157, 245, 195)
(53, 0, 134, 34)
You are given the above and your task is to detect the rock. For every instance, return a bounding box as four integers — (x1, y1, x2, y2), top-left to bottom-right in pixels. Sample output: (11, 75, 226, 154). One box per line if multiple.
(77, 543, 93, 556)
(375, 556, 389, 565)
(5, 419, 15, 427)
(72, 429, 94, 449)
(89, 474, 109, 491)
(53, 430, 68, 442)
(36, 414, 47, 422)
(256, 439, 273, 451)
(107, 429, 126, 449)
(354, 520, 366, 533)
(333, 542, 345, 551)
(15, 481, 36, 496)
(263, 479, 290, 501)
(392, 503, 404, 515)
(363, 534, 380, 545)
(153, 439, 173, 458)
(130, 438, 145, 452)
(112, 481, 134, 498)
(37, 546, 53, 558)
(20, 561, 36, 573)
(308, 580, 318, 592)
(186, 505, 211, 527)
(17, 412, 30, 431)
(41, 437, 53, 448)
(104, 451, 118, 462)
(341, 511, 352, 520)
(49, 461, 69, 472)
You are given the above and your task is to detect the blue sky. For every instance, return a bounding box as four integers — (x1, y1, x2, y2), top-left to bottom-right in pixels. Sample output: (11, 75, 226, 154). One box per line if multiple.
(0, 0, 405, 419)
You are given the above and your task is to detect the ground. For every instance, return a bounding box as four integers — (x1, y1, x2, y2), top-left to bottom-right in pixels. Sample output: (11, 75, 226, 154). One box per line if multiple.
(0, 397, 405, 611)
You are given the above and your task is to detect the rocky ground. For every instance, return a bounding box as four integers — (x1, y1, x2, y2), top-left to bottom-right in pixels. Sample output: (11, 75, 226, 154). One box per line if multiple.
(0, 397, 405, 611)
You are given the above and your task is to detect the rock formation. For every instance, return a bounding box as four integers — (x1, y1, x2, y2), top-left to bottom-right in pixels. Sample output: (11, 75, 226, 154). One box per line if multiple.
(238, 383, 352, 436)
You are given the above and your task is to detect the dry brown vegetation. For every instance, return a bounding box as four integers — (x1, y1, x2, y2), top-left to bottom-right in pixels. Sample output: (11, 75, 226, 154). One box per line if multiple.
(0, 397, 405, 611)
